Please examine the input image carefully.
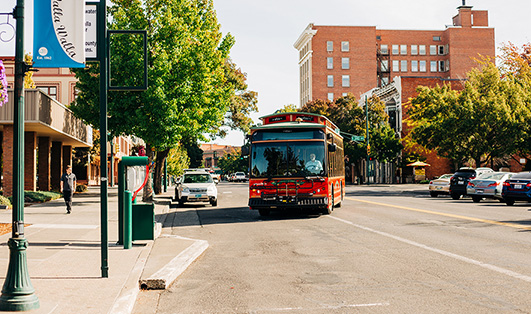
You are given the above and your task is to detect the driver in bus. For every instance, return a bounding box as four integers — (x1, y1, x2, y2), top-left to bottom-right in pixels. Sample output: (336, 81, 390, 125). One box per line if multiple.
(305, 153, 323, 173)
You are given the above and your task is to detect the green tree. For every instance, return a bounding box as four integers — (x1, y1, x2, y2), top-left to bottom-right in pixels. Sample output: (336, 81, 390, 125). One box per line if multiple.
(71, 0, 235, 197)
(407, 61, 531, 167)
(301, 95, 402, 175)
(276, 104, 299, 113)
(217, 147, 247, 174)
(222, 58, 258, 135)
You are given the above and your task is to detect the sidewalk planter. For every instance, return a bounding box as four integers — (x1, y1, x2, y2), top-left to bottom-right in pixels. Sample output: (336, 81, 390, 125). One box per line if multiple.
(132, 203, 155, 241)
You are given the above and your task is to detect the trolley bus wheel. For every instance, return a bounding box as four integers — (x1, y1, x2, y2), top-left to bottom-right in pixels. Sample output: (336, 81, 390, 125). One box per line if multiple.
(258, 209, 270, 216)
(322, 189, 333, 215)
(335, 186, 343, 208)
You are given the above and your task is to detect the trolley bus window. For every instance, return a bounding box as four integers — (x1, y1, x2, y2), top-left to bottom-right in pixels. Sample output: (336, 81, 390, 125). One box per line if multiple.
(252, 129, 325, 141)
(250, 142, 325, 177)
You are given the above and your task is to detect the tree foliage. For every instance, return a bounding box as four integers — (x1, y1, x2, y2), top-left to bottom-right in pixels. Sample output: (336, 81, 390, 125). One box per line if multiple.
(70, 0, 258, 195)
(300, 95, 402, 166)
(222, 59, 258, 135)
(217, 147, 247, 174)
(407, 59, 531, 167)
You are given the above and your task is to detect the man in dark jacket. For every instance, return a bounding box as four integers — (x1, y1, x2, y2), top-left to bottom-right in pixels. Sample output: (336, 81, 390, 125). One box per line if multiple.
(60, 165, 77, 214)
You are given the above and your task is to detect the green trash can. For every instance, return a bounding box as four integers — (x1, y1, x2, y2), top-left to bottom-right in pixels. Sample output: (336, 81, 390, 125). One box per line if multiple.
(132, 203, 155, 241)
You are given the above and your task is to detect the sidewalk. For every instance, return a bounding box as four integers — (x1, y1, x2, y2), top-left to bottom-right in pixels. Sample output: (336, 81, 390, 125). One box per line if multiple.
(0, 186, 206, 314)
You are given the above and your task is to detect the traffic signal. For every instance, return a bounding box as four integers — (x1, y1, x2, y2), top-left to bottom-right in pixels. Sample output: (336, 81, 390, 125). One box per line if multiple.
(367, 144, 371, 155)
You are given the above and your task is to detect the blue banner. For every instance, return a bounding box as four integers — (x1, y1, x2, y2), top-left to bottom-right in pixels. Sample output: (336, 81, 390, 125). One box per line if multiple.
(33, 0, 85, 68)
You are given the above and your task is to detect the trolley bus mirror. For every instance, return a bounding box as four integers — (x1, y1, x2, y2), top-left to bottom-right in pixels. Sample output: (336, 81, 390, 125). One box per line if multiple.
(241, 146, 249, 156)
(328, 143, 337, 152)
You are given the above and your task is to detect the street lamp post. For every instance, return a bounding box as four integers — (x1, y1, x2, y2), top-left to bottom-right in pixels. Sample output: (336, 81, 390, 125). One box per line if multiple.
(0, 0, 40, 310)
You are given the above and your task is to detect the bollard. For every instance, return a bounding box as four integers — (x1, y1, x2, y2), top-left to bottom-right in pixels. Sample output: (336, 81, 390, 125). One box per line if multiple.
(124, 190, 132, 249)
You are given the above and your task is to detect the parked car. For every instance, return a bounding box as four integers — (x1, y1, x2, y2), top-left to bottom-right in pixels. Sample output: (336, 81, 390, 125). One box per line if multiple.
(428, 174, 453, 197)
(449, 167, 493, 200)
(175, 171, 218, 206)
(501, 171, 531, 206)
(234, 172, 247, 182)
(466, 172, 515, 202)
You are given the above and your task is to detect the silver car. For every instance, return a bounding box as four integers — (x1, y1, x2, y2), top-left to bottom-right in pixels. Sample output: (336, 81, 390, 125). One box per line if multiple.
(428, 174, 453, 197)
(466, 172, 515, 203)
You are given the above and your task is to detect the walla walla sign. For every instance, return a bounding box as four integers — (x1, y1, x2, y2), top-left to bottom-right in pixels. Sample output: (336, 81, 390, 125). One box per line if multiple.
(33, 0, 85, 68)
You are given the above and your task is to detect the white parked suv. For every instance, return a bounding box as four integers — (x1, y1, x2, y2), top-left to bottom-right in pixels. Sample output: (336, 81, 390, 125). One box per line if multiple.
(175, 171, 217, 206)
(234, 172, 246, 182)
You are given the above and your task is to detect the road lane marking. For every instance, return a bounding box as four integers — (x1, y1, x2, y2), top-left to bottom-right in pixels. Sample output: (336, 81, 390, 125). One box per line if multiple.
(250, 302, 389, 313)
(345, 197, 531, 231)
(329, 215, 531, 283)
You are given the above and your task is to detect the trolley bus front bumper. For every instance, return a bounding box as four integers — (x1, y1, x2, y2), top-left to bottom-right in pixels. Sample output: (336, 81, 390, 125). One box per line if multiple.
(249, 196, 328, 210)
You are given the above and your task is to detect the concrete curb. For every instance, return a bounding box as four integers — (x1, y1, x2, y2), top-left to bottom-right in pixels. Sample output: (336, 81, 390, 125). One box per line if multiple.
(109, 222, 162, 314)
(139, 235, 209, 290)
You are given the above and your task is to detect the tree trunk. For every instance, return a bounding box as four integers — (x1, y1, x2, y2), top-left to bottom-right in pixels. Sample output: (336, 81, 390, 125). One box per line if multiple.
(153, 148, 170, 194)
(142, 144, 154, 202)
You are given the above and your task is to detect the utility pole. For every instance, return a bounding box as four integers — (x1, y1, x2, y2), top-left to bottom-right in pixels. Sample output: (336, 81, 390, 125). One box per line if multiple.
(0, 0, 40, 310)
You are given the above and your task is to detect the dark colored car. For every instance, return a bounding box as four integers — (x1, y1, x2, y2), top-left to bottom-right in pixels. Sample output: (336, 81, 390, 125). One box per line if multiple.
(449, 167, 494, 200)
(502, 171, 531, 206)
(449, 168, 476, 199)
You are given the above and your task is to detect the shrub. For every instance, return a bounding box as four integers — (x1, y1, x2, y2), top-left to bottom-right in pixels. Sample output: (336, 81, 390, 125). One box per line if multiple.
(0, 195, 11, 209)
(76, 184, 88, 193)
(8, 191, 62, 204)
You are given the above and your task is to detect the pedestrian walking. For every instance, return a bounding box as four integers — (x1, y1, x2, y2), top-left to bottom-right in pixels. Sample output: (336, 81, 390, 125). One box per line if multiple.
(60, 165, 77, 214)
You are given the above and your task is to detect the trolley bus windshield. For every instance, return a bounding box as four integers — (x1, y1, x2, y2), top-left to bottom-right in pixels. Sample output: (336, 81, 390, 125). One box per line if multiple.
(250, 141, 326, 178)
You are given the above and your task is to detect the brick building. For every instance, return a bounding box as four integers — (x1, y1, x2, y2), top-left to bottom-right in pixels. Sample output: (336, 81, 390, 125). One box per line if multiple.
(294, 4, 495, 105)
(1, 58, 142, 190)
(200, 144, 240, 169)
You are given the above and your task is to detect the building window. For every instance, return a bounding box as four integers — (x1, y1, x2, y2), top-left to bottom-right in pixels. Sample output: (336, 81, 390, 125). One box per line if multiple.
(376, 35, 381, 40)
(327, 41, 333, 52)
(438, 45, 445, 55)
(401, 60, 407, 72)
(341, 57, 349, 69)
(430, 45, 437, 55)
(411, 45, 418, 55)
(419, 60, 427, 72)
(381, 77, 389, 86)
(342, 75, 350, 87)
(328, 93, 334, 101)
(419, 45, 426, 55)
(411, 60, 418, 72)
(433, 36, 441, 41)
(392, 60, 399, 72)
(342, 93, 348, 97)
(380, 44, 388, 54)
(341, 41, 349, 52)
(38, 86, 58, 100)
(327, 75, 334, 87)
(439, 60, 446, 72)
(381, 60, 389, 72)
(392, 45, 399, 55)
(400, 45, 407, 55)
(430, 61, 437, 72)
(327, 57, 333, 69)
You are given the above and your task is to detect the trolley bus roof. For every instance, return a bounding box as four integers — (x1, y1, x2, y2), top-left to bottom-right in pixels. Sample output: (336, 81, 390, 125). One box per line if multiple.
(256, 112, 341, 136)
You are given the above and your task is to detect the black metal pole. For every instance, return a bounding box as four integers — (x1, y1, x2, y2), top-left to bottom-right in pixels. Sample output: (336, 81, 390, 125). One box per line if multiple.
(0, 1, 40, 310)
(98, 0, 109, 278)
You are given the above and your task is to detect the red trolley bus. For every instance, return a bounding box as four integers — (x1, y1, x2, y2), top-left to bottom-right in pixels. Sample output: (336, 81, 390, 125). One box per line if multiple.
(246, 112, 345, 216)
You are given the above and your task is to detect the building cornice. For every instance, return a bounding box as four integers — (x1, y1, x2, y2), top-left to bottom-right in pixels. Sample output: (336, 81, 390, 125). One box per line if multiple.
(293, 24, 317, 50)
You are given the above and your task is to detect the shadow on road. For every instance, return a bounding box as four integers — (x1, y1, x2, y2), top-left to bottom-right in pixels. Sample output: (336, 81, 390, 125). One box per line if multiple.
(157, 204, 322, 228)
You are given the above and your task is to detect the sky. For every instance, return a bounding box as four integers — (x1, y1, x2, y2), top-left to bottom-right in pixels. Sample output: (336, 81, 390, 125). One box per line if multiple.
(1, 0, 530, 146)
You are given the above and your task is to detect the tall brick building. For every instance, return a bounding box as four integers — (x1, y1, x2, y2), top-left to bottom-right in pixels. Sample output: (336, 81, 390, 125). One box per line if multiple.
(294, 4, 495, 105)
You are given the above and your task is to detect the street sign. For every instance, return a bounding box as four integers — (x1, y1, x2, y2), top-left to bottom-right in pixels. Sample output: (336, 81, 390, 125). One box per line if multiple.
(351, 135, 365, 141)
(85, 4, 97, 59)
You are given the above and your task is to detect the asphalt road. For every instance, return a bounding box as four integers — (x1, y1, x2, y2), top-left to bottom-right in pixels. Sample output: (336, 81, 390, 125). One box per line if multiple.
(134, 182, 531, 313)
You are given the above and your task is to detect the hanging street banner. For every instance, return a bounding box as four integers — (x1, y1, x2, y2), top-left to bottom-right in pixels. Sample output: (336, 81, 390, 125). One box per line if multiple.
(33, 0, 86, 68)
(85, 4, 97, 59)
